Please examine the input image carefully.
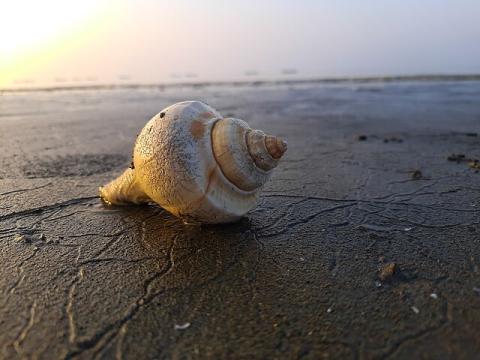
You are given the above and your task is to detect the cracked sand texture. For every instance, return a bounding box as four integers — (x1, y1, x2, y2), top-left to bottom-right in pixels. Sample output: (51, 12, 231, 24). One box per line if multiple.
(0, 81, 480, 359)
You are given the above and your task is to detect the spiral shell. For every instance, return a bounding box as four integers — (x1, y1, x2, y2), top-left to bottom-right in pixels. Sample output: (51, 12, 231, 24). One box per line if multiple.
(100, 101, 287, 224)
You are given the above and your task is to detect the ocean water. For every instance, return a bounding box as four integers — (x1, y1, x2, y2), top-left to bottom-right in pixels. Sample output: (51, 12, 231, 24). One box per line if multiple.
(2, 79, 480, 134)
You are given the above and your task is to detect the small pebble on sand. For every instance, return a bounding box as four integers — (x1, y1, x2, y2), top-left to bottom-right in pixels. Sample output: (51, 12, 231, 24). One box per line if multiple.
(14, 234, 24, 242)
(14, 234, 32, 243)
(378, 262, 397, 282)
(174, 322, 191, 331)
(411, 170, 423, 180)
(468, 160, 480, 170)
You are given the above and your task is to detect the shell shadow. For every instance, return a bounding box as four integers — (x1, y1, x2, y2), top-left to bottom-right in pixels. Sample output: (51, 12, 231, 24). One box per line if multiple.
(114, 205, 259, 291)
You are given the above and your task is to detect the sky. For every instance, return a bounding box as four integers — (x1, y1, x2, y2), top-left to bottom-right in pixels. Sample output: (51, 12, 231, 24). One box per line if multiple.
(1, 0, 479, 88)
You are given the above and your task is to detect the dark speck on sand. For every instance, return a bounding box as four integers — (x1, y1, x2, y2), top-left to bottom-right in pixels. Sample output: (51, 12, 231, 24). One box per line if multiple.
(0, 80, 480, 359)
(447, 153, 467, 162)
(411, 169, 423, 180)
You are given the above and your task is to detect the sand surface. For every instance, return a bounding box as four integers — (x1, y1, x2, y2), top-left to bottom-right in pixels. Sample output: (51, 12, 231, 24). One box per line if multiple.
(1, 81, 480, 359)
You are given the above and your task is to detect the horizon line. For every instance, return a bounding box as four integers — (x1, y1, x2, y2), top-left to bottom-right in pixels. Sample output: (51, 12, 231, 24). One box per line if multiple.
(2, 73, 480, 93)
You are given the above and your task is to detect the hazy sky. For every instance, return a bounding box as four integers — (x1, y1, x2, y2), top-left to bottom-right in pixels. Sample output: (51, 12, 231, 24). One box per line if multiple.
(1, 0, 479, 87)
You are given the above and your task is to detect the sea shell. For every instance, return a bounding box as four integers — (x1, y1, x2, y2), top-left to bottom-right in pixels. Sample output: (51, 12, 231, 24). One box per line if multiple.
(99, 101, 287, 224)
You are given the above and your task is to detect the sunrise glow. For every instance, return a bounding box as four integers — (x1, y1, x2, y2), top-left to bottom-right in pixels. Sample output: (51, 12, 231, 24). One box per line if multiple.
(0, 1, 479, 89)
(0, 0, 113, 87)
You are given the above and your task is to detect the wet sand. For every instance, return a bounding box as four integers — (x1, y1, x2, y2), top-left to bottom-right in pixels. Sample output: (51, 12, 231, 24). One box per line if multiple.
(1, 81, 479, 359)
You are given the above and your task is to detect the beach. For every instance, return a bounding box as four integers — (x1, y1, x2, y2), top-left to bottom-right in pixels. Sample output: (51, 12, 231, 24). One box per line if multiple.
(1, 80, 480, 358)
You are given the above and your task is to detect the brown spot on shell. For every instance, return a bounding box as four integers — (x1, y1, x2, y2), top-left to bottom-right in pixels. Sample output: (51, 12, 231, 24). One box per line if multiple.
(265, 136, 287, 159)
(190, 120, 205, 140)
(199, 111, 215, 120)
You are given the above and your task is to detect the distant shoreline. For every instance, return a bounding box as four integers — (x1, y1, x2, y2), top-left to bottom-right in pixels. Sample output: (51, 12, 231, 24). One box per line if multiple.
(2, 74, 480, 93)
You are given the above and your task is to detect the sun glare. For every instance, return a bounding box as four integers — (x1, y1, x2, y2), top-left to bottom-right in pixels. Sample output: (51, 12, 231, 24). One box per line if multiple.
(0, 0, 112, 87)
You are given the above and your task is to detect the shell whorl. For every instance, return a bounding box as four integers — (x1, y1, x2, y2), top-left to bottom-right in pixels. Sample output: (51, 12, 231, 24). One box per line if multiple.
(212, 118, 287, 192)
(246, 129, 287, 171)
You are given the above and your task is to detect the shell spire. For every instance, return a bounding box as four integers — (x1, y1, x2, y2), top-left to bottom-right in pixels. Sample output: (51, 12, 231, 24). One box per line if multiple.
(246, 130, 287, 171)
(265, 135, 288, 159)
(211, 118, 287, 192)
